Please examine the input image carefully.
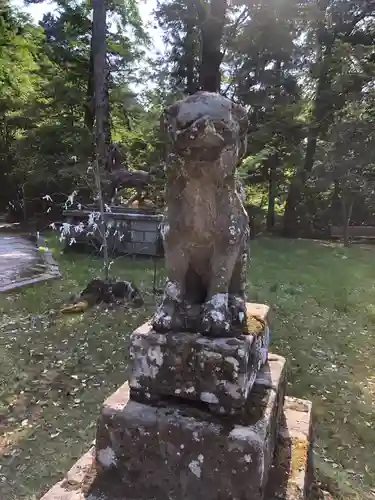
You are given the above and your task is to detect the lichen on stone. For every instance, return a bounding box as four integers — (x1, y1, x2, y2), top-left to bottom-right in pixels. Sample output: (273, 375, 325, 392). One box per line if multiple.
(97, 447, 117, 469)
(200, 392, 219, 404)
(188, 459, 202, 478)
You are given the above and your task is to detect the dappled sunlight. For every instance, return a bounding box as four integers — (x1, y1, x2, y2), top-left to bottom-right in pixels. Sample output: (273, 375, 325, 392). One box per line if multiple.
(0, 425, 32, 458)
(361, 375, 375, 404)
(0, 238, 155, 497)
(248, 238, 375, 499)
(58, 313, 89, 328)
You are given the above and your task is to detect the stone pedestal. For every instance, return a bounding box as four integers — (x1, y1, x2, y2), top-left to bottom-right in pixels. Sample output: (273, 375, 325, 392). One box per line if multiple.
(129, 303, 270, 415)
(39, 303, 314, 500)
(40, 390, 313, 500)
(96, 355, 286, 500)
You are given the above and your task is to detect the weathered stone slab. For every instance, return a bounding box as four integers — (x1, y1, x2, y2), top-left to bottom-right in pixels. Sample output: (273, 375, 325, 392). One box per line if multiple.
(265, 397, 313, 500)
(40, 448, 96, 500)
(94, 354, 285, 500)
(38, 371, 314, 500)
(129, 303, 270, 415)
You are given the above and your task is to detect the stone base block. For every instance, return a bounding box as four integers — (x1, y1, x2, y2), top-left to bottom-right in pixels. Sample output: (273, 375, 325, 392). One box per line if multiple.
(129, 303, 270, 415)
(39, 388, 313, 500)
(93, 354, 285, 500)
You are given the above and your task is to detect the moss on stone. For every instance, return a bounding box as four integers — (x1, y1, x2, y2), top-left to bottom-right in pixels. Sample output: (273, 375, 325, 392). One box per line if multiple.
(290, 437, 309, 477)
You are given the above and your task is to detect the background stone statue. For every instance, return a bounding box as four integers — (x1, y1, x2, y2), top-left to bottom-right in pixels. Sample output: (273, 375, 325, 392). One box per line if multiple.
(152, 91, 249, 337)
(105, 143, 162, 206)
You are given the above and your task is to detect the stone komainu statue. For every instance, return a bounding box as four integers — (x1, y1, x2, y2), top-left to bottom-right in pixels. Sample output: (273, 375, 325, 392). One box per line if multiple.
(152, 91, 249, 337)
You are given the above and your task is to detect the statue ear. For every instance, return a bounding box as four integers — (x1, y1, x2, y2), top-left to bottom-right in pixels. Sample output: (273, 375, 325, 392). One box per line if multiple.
(231, 102, 248, 159)
(231, 102, 248, 138)
(238, 134, 248, 160)
(160, 110, 167, 136)
(161, 103, 180, 141)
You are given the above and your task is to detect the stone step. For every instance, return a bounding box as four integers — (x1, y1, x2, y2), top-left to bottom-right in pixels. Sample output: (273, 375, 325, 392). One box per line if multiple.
(40, 393, 312, 500)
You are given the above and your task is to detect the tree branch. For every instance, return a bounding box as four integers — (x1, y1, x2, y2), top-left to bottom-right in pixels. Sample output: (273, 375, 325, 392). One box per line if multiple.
(222, 6, 250, 61)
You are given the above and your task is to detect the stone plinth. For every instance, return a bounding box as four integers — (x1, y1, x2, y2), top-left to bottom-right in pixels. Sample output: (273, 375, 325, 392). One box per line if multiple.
(39, 361, 314, 500)
(39, 393, 313, 500)
(95, 354, 285, 500)
(129, 303, 270, 415)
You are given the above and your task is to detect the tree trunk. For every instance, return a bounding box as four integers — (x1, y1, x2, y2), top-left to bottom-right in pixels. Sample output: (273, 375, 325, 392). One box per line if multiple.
(85, 50, 95, 132)
(104, 63, 112, 168)
(185, 22, 197, 95)
(198, 0, 227, 92)
(87, 18, 111, 166)
(266, 155, 278, 232)
(330, 180, 341, 225)
(283, 25, 334, 237)
(21, 183, 27, 224)
(341, 196, 353, 247)
(92, 0, 110, 281)
(284, 1, 369, 235)
(266, 57, 282, 233)
(92, 0, 108, 172)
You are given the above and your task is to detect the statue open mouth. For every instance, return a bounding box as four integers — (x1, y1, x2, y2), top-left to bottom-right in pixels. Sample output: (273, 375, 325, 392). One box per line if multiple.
(173, 116, 232, 154)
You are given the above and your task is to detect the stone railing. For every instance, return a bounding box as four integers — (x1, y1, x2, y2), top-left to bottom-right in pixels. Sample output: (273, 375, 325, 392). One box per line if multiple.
(63, 205, 164, 257)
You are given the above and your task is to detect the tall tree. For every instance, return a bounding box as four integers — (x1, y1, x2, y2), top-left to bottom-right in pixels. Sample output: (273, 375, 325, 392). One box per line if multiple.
(0, 4, 44, 213)
(8, 0, 147, 212)
(92, 0, 110, 279)
(155, 0, 228, 93)
(197, 0, 228, 92)
(315, 98, 375, 245)
(92, 0, 109, 173)
(227, 0, 305, 230)
(283, 0, 375, 236)
(156, 0, 200, 95)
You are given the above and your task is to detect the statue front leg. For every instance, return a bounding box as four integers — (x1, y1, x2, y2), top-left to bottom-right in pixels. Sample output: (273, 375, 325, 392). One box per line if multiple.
(201, 248, 239, 337)
(152, 241, 189, 333)
(229, 243, 249, 327)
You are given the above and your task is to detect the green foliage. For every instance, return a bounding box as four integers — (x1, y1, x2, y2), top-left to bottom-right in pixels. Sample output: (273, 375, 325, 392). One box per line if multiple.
(0, 6, 45, 210)
(1, 0, 375, 231)
(0, 0, 149, 216)
(155, 0, 202, 94)
(312, 97, 375, 229)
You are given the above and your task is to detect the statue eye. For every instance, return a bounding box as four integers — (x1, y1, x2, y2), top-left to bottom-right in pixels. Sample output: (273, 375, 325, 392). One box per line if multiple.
(177, 118, 196, 131)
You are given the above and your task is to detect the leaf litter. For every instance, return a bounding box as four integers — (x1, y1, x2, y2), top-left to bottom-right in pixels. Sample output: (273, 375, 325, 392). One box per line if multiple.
(1, 236, 375, 499)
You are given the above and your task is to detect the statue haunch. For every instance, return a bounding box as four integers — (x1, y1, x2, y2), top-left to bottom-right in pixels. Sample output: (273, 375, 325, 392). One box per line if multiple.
(152, 91, 249, 338)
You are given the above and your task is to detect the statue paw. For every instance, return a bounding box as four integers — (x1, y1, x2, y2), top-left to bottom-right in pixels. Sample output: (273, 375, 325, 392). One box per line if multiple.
(229, 295, 246, 325)
(202, 294, 231, 337)
(152, 300, 184, 332)
(152, 305, 173, 332)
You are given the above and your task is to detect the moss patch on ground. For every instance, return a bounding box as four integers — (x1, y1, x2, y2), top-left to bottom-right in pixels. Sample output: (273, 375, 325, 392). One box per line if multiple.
(1, 236, 375, 499)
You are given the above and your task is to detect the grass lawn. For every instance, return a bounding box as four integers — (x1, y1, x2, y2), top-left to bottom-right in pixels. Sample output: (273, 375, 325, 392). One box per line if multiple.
(1, 236, 375, 499)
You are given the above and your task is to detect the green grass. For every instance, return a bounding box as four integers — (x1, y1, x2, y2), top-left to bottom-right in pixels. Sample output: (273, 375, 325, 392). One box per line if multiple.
(1, 236, 375, 499)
